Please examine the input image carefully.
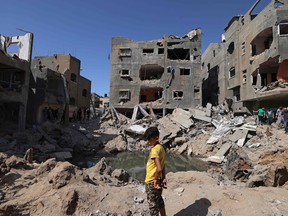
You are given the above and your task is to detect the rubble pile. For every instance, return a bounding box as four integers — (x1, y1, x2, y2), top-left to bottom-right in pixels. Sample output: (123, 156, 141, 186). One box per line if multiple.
(0, 120, 102, 163)
(99, 104, 288, 188)
(0, 104, 287, 215)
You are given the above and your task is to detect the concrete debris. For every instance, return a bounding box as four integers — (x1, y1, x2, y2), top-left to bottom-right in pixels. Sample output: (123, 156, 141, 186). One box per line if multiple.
(207, 116, 245, 144)
(206, 143, 232, 164)
(174, 187, 185, 194)
(189, 108, 212, 123)
(248, 143, 261, 148)
(158, 116, 181, 141)
(170, 108, 194, 129)
(229, 129, 249, 147)
(177, 142, 189, 154)
(133, 196, 144, 204)
(131, 105, 149, 121)
(124, 125, 146, 135)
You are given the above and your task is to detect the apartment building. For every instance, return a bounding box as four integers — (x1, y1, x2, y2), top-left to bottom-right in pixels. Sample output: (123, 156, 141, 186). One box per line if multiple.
(110, 29, 202, 117)
(202, 0, 288, 114)
(33, 54, 91, 120)
(0, 33, 33, 131)
(27, 59, 67, 124)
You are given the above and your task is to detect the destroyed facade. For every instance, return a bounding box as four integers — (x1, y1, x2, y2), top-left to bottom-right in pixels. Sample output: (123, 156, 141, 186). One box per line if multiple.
(202, 0, 288, 114)
(110, 29, 202, 117)
(0, 33, 33, 131)
(32, 54, 91, 121)
(27, 59, 67, 124)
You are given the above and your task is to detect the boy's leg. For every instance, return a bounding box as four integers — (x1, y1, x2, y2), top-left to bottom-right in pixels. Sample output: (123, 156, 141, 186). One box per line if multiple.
(146, 183, 165, 216)
(160, 207, 167, 216)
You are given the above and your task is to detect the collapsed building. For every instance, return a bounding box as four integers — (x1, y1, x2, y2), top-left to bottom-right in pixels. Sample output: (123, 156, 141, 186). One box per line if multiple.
(27, 60, 67, 124)
(32, 54, 91, 122)
(0, 32, 33, 131)
(202, 0, 288, 114)
(110, 29, 202, 117)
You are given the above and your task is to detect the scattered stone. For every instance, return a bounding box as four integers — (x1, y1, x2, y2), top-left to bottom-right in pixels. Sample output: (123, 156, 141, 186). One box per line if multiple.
(133, 196, 144, 204)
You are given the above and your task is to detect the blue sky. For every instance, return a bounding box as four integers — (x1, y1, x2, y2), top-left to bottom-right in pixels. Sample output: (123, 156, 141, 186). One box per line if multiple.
(2, 0, 271, 96)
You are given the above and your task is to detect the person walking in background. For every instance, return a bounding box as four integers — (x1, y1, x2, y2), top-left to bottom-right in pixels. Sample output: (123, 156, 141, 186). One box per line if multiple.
(266, 108, 274, 126)
(282, 108, 288, 133)
(257, 107, 266, 125)
(276, 106, 283, 128)
(143, 127, 167, 216)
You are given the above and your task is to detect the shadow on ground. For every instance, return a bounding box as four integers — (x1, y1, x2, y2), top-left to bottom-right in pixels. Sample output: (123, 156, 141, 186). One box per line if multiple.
(174, 198, 211, 216)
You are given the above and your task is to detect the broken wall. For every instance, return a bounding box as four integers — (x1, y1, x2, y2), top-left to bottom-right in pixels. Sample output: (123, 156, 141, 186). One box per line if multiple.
(0, 33, 33, 131)
(27, 59, 67, 124)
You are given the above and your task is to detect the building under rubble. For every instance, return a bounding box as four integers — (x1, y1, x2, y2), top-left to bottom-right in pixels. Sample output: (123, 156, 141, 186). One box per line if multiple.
(202, 0, 288, 114)
(32, 54, 91, 122)
(0, 33, 33, 131)
(110, 29, 202, 117)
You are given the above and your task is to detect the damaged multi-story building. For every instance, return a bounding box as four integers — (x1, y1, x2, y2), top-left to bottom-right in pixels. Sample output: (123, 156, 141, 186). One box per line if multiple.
(0, 32, 33, 131)
(32, 54, 91, 121)
(110, 29, 202, 117)
(202, 0, 288, 114)
(27, 60, 68, 124)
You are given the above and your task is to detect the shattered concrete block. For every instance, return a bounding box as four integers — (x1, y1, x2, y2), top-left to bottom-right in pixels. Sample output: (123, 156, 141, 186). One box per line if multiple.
(206, 143, 232, 164)
(158, 116, 181, 141)
(177, 142, 188, 154)
(189, 108, 212, 123)
(205, 103, 212, 117)
(229, 129, 248, 147)
(215, 143, 232, 157)
(125, 125, 146, 135)
(205, 156, 225, 164)
(170, 108, 194, 129)
(174, 137, 188, 145)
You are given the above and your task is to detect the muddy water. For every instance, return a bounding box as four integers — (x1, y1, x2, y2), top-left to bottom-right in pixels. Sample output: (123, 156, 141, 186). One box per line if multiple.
(74, 151, 207, 181)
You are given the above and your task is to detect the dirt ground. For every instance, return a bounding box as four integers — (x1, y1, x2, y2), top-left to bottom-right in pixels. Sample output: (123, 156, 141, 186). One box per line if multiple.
(0, 162, 287, 216)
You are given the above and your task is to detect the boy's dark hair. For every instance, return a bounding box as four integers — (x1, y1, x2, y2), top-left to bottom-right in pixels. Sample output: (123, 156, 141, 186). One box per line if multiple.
(143, 127, 159, 140)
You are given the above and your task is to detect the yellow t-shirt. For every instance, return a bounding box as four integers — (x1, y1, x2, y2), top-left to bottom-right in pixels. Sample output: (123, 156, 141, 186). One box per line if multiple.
(145, 144, 166, 183)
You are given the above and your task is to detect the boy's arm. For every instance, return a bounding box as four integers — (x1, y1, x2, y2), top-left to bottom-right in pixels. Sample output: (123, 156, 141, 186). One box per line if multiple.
(153, 157, 163, 189)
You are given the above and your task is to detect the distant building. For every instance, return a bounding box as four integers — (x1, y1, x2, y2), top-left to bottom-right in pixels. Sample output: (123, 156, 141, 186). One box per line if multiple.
(110, 29, 202, 117)
(91, 93, 101, 108)
(100, 94, 109, 109)
(202, 0, 288, 113)
(0, 32, 33, 131)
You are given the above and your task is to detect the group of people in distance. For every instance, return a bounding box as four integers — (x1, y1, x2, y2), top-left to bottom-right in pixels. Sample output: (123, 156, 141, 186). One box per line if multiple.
(257, 106, 288, 133)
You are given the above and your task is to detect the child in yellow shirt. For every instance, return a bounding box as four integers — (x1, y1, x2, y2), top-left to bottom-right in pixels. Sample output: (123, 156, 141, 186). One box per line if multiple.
(144, 127, 167, 216)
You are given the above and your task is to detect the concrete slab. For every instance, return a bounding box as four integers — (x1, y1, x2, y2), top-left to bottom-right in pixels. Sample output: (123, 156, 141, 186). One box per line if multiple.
(189, 108, 212, 123)
(170, 108, 194, 129)
(158, 116, 181, 141)
(206, 103, 212, 117)
(214, 143, 232, 157)
(228, 129, 248, 147)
